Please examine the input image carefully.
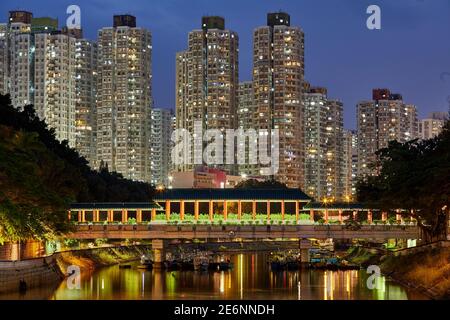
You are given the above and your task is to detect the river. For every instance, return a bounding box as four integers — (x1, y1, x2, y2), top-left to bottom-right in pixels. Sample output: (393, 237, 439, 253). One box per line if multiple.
(2, 252, 427, 300)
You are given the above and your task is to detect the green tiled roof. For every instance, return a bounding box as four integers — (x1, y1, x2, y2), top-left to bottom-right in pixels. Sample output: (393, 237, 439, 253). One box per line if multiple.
(303, 202, 378, 211)
(70, 202, 164, 211)
(153, 188, 311, 201)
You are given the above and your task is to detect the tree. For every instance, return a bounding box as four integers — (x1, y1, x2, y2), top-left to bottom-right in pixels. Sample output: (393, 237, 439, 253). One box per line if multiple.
(357, 121, 450, 242)
(235, 179, 289, 189)
(0, 126, 77, 243)
(0, 94, 155, 242)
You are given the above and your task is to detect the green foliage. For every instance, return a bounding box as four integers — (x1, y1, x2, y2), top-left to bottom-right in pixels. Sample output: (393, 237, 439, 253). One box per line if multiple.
(127, 218, 137, 225)
(0, 94, 155, 242)
(0, 125, 75, 243)
(357, 121, 450, 242)
(94, 238, 108, 246)
(235, 179, 288, 189)
(64, 238, 80, 248)
(299, 213, 311, 220)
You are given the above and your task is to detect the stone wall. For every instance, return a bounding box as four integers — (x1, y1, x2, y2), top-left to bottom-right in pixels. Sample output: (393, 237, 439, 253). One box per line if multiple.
(0, 254, 64, 294)
(0, 241, 45, 261)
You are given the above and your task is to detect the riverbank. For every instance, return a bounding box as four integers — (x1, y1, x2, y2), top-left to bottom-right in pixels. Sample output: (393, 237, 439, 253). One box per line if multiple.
(55, 245, 153, 274)
(380, 243, 450, 300)
(0, 245, 153, 294)
(344, 242, 450, 300)
(0, 255, 64, 294)
(0, 241, 298, 295)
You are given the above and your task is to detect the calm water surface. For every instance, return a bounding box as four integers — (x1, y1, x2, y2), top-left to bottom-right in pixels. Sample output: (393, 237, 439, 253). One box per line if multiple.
(4, 252, 427, 300)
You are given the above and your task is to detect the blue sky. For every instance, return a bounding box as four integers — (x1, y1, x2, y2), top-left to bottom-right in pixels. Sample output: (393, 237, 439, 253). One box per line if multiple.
(2, 0, 450, 129)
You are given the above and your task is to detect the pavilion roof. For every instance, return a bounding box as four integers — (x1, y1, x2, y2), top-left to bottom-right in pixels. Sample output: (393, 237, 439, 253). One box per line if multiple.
(70, 202, 164, 211)
(153, 188, 311, 201)
(303, 202, 378, 211)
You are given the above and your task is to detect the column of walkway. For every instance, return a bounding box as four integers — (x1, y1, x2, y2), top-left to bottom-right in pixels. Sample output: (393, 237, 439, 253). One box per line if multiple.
(162, 200, 304, 222)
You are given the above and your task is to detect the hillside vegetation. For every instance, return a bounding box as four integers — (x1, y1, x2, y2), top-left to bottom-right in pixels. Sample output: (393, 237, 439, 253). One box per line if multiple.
(0, 94, 154, 243)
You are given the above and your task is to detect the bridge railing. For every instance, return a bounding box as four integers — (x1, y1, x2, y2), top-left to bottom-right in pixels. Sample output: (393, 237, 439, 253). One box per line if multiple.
(71, 223, 420, 240)
(74, 223, 419, 233)
(73, 220, 418, 227)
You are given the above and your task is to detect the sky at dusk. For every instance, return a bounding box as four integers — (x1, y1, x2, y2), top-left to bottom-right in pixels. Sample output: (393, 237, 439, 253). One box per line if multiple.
(1, 0, 450, 129)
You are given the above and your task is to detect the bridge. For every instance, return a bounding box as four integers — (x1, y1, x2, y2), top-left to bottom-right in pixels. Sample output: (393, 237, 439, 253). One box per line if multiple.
(70, 222, 420, 268)
(68, 189, 421, 241)
(67, 189, 424, 267)
(69, 188, 410, 225)
(72, 223, 420, 240)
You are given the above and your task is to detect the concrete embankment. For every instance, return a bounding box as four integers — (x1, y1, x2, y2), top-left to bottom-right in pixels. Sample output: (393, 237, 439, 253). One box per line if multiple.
(0, 255, 64, 295)
(0, 245, 152, 295)
(345, 242, 450, 300)
(380, 241, 450, 300)
(55, 245, 153, 274)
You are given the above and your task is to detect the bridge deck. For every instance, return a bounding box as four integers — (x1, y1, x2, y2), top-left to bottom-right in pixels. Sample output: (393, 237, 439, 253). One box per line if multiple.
(71, 224, 420, 240)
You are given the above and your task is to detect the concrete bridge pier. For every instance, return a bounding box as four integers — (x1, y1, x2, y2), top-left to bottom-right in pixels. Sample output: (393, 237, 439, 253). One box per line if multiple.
(152, 239, 167, 269)
(299, 239, 312, 266)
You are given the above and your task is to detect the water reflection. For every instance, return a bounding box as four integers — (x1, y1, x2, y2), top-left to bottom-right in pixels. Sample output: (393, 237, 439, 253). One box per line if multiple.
(1, 252, 427, 300)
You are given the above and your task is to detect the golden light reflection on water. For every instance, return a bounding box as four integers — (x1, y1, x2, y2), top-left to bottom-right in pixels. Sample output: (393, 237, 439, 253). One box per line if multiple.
(0, 252, 427, 300)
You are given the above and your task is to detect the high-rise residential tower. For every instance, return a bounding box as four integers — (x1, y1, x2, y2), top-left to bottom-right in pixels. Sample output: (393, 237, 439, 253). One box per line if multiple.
(343, 129, 357, 201)
(97, 15, 152, 182)
(0, 23, 7, 95)
(4, 11, 77, 147)
(70, 28, 98, 166)
(175, 16, 239, 173)
(237, 81, 258, 177)
(6, 11, 34, 108)
(357, 89, 418, 178)
(252, 12, 305, 188)
(151, 108, 174, 187)
(419, 112, 448, 140)
(303, 85, 344, 201)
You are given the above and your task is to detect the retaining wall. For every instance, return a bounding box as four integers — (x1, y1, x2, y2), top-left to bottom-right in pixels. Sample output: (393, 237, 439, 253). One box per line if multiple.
(0, 254, 64, 294)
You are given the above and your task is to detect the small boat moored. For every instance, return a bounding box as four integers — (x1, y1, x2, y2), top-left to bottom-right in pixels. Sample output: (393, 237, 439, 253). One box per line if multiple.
(138, 254, 153, 269)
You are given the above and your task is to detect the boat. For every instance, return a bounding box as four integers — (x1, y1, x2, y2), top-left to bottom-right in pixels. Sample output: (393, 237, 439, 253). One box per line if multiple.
(164, 260, 182, 270)
(270, 261, 286, 271)
(138, 255, 153, 269)
(208, 262, 220, 271)
(286, 261, 300, 270)
(219, 260, 233, 271)
(193, 256, 209, 271)
(180, 260, 195, 271)
(119, 264, 132, 269)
